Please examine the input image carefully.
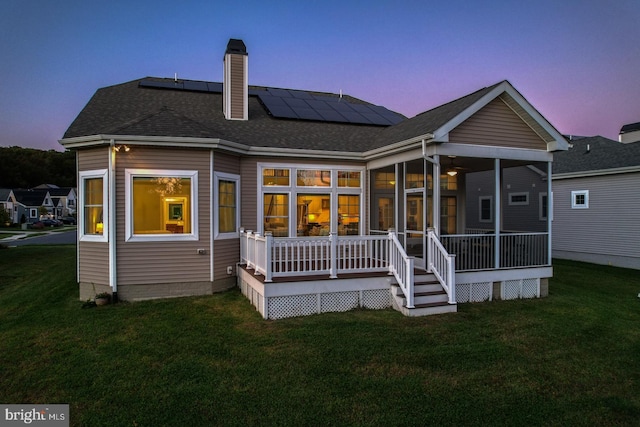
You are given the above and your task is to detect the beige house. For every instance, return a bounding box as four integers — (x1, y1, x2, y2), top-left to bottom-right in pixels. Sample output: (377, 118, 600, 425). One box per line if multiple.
(60, 39, 568, 318)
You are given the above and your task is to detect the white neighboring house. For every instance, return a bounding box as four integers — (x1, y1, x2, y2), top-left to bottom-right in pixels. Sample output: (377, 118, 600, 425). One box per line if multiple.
(619, 121, 640, 144)
(552, 135, 640, 270)
(0, 189, 17, 224)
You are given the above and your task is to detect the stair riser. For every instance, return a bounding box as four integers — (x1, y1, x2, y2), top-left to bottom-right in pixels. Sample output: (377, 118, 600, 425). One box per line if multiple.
(414, 294, 449, 305)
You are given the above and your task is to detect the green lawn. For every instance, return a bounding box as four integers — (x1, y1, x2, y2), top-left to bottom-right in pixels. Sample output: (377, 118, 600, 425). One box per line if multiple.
(1, 245, 639, 426)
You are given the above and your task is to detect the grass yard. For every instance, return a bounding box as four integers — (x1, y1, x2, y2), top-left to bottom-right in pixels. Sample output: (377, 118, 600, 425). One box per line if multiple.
(1, 245, 639, 426)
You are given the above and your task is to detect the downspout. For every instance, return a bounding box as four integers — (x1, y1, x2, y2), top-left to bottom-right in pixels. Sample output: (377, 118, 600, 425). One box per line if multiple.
(109, 139, 118, 301)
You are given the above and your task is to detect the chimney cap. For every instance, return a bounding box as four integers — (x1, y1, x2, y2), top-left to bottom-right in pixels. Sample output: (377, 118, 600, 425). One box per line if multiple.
(226, 39, 247, 55)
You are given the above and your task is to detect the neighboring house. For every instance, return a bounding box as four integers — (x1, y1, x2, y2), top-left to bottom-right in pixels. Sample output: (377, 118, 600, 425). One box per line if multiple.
(465, 165, 549, 233)
(552, 135, 640, 270)
(0, 189, 17, 224)
(13, 189, 54, 223)
(619, 121, 640, 144)
(47, 187, 77, 217)
(60, 39, 568, 318)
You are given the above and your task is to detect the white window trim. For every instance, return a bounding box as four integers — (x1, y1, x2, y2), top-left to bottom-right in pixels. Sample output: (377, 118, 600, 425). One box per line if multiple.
(214, 172, 240, 239)
(125, 169, 198, 242)
(79, 169, 108, 243)
(539, 192, 548, 221)
(479, 196, 493, 223)
(30, 208, 38, 218)
(508, 192, 529, 206)
(258, 162, 364, 236)
(571, 190, 589, 209)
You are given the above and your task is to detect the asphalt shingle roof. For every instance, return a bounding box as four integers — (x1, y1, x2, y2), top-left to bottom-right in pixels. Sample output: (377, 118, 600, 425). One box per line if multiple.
(63, 77, 508, 154)
(553, 135, 640, 174)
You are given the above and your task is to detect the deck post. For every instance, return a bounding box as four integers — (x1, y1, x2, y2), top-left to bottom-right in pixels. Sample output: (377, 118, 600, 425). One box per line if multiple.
(387, 229, 395, 275)
(264, 231, 273, 282)
(253, 233, 261, 276)
(245, 230, 254, 270)
(447, 253, 456, 304)
(427, 228, 435, 273)
(406, 256, 415, 308)
(329, 231, 338, 278)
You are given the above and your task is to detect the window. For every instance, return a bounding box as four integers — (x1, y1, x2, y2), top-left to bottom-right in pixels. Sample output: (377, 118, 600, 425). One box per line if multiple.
(264, 194, 289, 236)
(30, 209, 38, 218)
(509, 192, 529, 206)
(297, 169, 331, 187)
(338, 171, 361, 188)
(125, 169, 198, 241)
(571, 190, 589, 209)
(374, 170, 395, 190)
(79, 169, 108, 242)
(214, 172, 240, 239)
(479, 196, 492, 222)
(260, 164, 363, 237)
(263, 168, 290, 186)
(338, 195, 360, 235)
(539, 193, 548, 220)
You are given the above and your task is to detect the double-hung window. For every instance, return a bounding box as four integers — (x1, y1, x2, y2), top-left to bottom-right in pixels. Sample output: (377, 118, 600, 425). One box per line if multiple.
(125, 169, 198, 241)
(79, 169, 108, 242)
(214, 172, 240, 239)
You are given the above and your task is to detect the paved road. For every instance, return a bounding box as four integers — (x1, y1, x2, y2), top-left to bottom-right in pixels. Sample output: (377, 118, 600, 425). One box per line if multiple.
(5, 230, 77, 247)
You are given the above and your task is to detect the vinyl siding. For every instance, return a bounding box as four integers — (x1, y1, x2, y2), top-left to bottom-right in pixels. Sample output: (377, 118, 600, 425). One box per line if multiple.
(450, 98, 548, 150)
(230, 55, 245, 119)
(78, 147, 109, 285)
(552, 172, 640, 259)
(213, 152, 241, 281)
(115, 147, 211, 286)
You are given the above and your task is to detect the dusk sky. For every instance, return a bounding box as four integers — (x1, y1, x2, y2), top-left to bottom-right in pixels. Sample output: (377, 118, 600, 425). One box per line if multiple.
(1, 0, 639, 151)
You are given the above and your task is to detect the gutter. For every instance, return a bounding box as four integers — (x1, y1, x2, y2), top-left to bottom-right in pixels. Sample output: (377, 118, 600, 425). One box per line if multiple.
(108, 139, 118, 300)
(552, 165, 640, 180)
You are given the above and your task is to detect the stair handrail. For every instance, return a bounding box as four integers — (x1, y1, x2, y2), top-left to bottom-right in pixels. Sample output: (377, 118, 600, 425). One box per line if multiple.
(388, 229, 414, 308)
(427, 229, 456, 304)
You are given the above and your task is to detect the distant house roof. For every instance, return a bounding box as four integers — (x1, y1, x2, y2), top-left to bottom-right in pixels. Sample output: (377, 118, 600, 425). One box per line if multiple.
(553, 135, 640, 175)
(0, 189, 14, 201)
(13, 189, 50, 207)
(47, 187, 75, 197)
(620, 121, 640, 134)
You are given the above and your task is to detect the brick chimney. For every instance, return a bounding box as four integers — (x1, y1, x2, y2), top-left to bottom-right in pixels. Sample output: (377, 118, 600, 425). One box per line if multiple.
(223, 39, 248, 121)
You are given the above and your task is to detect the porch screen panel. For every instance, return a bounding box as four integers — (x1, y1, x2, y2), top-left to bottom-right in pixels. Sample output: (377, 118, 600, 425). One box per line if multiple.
(338, 195, 360, 235)
(132, 177, 191, 234)
(84, 177, 103, 235)
(264, 194, 289, 237)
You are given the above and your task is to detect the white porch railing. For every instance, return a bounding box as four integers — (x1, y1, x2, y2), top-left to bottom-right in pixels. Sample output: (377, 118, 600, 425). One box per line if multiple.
(440, 232, 549, 271)
(240, 228, 416, 308)
(388, 231, 414, 308)
(427, 229, 456, 304)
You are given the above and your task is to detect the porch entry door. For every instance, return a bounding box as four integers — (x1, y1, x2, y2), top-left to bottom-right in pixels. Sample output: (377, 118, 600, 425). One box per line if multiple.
(404, 190, 426, 268)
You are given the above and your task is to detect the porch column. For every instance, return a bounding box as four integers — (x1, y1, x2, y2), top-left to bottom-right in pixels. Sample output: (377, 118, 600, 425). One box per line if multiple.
(494, 159, 501, 269)
(547, 161, 553, 265)
(432, 155, 440, 234)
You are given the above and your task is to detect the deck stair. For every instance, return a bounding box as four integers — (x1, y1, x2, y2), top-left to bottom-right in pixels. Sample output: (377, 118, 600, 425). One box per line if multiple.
(390, 271, 457, 317)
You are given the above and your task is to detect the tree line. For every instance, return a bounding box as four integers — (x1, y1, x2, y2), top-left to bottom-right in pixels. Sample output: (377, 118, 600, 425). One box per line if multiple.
(0, 146, 76, 188)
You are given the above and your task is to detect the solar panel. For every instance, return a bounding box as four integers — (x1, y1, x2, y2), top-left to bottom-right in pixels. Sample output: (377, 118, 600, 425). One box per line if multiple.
(305, 99, 333, 111)
(265, 105, 298, 119)
(317, 109, 349, 123)
(329, 101, 356, 113)
(207, 82, 223, 93)
(283, 97, 310, 108)
(340, 111, 373, 124)
(183, 81, 209, 92)
(289, 90, 314, 99)
(294, 107, 324, 121)
(139, 80, 184, 90)
(267, 88, 293, 98)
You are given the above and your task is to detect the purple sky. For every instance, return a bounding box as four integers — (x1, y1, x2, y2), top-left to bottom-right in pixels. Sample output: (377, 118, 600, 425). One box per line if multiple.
(1, 0, 639, 151)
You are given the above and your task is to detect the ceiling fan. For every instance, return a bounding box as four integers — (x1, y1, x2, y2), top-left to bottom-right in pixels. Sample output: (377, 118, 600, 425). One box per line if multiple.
(446, 156, 468, 176)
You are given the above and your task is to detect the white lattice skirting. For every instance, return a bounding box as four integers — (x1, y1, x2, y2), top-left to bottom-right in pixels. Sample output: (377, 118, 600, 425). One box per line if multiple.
(501, 278, 540, 300)
(238, 269, 392, 320)
(455, 281, 493, 303)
